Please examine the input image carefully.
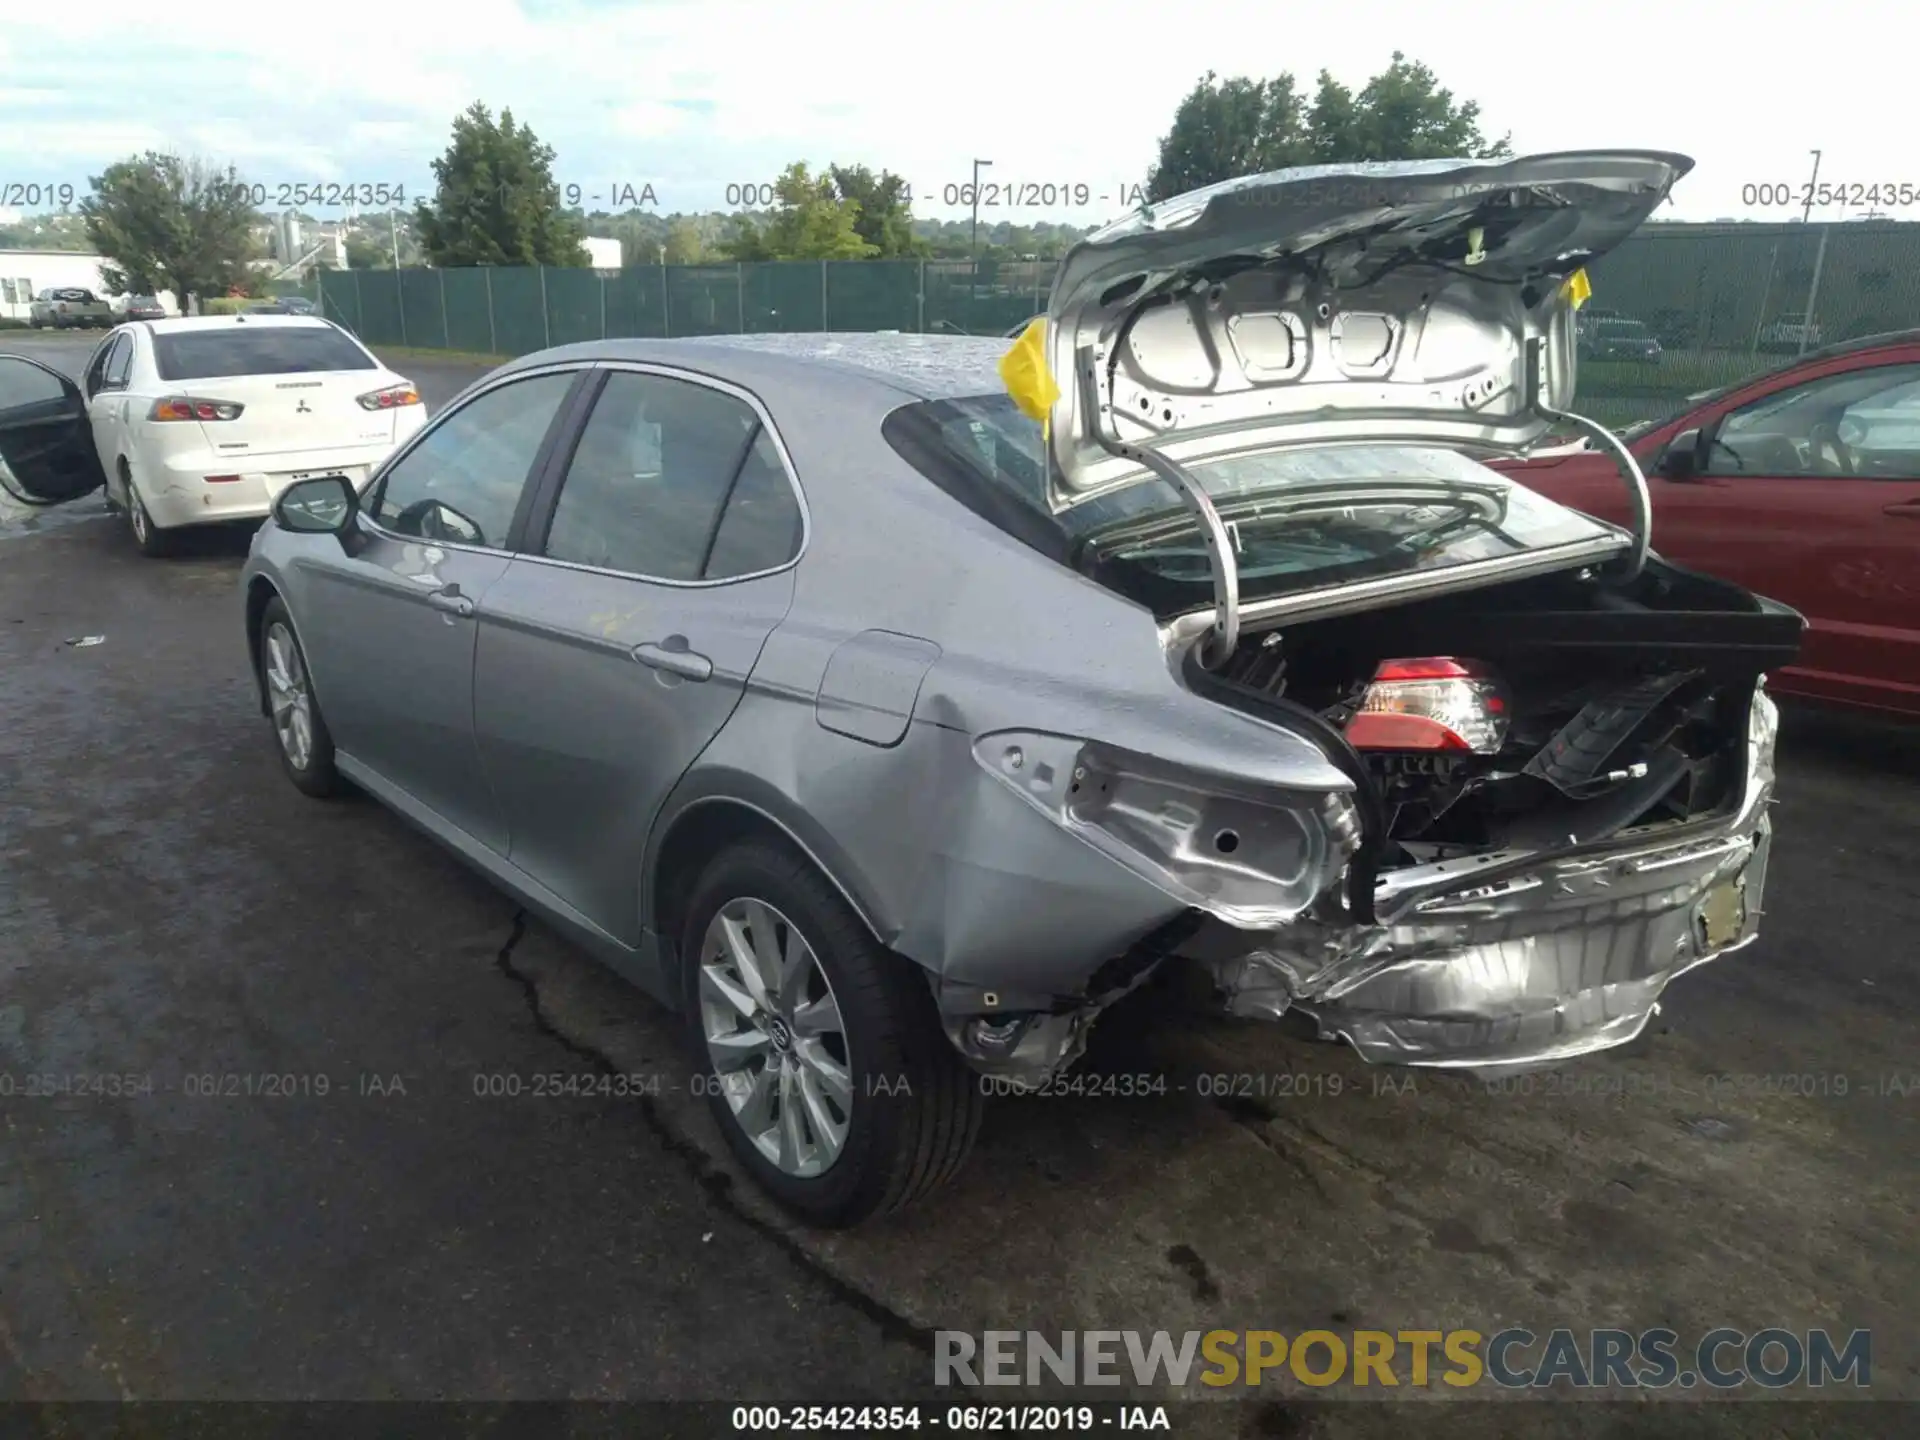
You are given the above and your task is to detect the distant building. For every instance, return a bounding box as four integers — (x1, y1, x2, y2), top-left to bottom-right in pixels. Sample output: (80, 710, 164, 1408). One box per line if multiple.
(0, 248, 182, 319)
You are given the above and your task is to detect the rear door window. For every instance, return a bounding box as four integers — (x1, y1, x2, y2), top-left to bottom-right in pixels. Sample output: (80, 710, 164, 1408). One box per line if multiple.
(703, 430, 804, 578)
(152, 326, 376, 381)
(541, 371, 802, 581)
(102, 334, 134, 388)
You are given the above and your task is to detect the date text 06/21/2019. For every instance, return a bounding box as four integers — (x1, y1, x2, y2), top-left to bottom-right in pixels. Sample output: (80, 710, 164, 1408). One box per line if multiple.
(720, 181, 1149, 210)
(729, 1405, 1172, 1431)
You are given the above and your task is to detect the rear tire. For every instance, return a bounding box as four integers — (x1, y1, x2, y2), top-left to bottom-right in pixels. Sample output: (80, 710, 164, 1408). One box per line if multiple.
(123, 469, 172, 558)
(680, 842, 983, 1228)
(258, 597, 343, 798)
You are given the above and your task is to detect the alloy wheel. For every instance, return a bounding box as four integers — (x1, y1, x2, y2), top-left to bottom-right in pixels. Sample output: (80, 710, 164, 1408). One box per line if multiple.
(128, 488, 150, 545)
(698, 897, 853, 1178)
(264, 621, 314, 770)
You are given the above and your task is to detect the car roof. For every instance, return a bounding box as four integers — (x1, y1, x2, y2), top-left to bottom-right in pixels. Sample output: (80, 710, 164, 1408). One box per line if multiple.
(497, 332, 1012, 402)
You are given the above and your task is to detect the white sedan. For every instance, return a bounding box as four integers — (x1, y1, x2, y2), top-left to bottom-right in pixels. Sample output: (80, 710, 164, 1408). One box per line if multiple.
(0, 315, 425, 555)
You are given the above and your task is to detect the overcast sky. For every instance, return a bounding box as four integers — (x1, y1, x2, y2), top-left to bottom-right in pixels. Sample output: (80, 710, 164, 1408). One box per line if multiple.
(0, 0, 1906, 227)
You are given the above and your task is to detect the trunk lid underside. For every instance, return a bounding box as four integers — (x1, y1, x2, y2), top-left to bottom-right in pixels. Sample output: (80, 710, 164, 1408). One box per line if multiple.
(1042, 150, 1692, 508)
(1036, 150, 1693, 668)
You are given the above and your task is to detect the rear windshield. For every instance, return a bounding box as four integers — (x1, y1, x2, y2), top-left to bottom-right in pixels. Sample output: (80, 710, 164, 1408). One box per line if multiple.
(152, 326, 375, 381)
(54, 288, 97, 302)
(884, 393, 1621, 612)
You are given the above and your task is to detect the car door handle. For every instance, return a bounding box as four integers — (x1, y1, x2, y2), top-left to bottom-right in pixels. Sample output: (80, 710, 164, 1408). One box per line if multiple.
(633, 639, 712, 681)
(1884, 499, 1920, 520)
(426, 587, 474, 617)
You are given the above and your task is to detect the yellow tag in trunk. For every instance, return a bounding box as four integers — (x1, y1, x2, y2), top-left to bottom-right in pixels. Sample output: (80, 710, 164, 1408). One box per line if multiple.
(1562, 268, 1593, 310)
(999, 318, 1060, 430)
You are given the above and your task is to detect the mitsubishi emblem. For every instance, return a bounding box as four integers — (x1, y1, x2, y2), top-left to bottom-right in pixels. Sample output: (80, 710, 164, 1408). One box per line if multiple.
(296, 399, 311, 414)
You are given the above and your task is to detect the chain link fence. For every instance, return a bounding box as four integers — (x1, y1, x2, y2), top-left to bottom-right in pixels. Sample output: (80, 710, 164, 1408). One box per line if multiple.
(318, 222, 1920, 429)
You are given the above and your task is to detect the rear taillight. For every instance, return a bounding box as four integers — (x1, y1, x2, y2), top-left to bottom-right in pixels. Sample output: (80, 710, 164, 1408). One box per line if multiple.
(358, 383, 421, 411)
(149, 397, 244, 422)
(1344, 657, 1511, 754)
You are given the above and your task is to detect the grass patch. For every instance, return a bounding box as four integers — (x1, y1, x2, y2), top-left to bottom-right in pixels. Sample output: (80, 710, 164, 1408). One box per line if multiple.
(368, 343, 513, 367)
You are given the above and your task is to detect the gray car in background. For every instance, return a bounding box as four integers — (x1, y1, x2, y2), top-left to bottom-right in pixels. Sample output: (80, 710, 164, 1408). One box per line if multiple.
(196, 152, 1798, 1227)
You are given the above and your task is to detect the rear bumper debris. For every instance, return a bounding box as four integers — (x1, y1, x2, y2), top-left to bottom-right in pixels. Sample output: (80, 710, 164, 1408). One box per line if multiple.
(1206, 691, 1779, 1074)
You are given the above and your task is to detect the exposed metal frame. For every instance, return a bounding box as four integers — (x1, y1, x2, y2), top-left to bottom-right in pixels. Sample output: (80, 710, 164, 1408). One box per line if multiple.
(1524, 336, 1652, 581)
(1077, 348, 1241, 669)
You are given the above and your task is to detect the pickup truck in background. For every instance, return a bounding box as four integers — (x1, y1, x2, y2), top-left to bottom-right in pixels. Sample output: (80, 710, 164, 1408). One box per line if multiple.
(28, 288, 114, 330)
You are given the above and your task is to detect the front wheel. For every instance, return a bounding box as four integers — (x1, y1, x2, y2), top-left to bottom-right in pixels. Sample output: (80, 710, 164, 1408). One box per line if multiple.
(681, 842, 983, 1227)
(258, 597, 344, 798)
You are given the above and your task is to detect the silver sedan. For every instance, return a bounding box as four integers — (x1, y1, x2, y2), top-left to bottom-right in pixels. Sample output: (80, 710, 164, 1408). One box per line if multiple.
(0, 150, 1804, 1228)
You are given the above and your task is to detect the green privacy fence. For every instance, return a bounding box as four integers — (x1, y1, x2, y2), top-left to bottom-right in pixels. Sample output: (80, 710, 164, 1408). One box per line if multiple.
(320, 259, 1051, 357)
(319, 222, 1920, 429)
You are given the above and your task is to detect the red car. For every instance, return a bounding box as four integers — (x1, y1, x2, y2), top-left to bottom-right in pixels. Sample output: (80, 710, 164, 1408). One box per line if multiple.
(1497, 330, 1920, 718)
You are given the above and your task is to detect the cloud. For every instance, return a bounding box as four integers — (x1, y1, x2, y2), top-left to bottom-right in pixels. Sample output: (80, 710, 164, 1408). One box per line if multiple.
(0, 0, 1910, 223)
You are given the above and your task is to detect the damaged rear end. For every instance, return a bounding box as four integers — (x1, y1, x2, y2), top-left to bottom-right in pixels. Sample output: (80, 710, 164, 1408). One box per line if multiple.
(1019, 149, 1802, 1072)
(1178, 557, 1792, 1070)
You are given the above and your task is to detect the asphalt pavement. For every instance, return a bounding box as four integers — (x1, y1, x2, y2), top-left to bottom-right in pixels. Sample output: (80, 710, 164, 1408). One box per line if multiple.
(2, 332, 1916, 1429)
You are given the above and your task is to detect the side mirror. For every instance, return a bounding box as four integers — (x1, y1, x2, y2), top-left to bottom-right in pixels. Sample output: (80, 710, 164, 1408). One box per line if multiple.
(273, 474, 357, 535)
(1658, 428, 1704, 480)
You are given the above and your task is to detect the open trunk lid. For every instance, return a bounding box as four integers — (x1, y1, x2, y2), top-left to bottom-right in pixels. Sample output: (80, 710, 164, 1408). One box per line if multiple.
(1041, 150, 1690, 504)
(1030, 149, 1691, 665)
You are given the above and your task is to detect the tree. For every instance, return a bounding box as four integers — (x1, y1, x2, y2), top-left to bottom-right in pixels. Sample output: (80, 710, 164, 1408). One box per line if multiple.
(344, 234, 387, 270)
(1146, 72, 1309, 202)
(1305, 53, 1512, 163)
(719, 164, 877, 262)
(1147, 55, 1511, 201)
(79, 153, 263, 307)
(0, 213, 91, 253)
(826, 165, 925, 258)
(663, 216, 708, 265)
(413, 103, 588, 267)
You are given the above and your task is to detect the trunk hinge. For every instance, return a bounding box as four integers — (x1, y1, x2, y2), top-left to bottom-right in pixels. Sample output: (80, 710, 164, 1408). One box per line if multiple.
(1525, 336, 1651, 581)
(1078, 353, 1242, 668)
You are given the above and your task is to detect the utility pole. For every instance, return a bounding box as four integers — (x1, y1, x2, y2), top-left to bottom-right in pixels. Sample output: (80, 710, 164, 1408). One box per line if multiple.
(1799, 224, 1830, 357)
(969, 158, 992, 331)
(1801, 150, 1822, 224)
(969, 158, 993, 264)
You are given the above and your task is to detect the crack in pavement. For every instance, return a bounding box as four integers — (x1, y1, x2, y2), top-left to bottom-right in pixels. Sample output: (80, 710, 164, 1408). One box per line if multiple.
(488, 910, 940, 1362)
(1213, 1096, 1554, 1291)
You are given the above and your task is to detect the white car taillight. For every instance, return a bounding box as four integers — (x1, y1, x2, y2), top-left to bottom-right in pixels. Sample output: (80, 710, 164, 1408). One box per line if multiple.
(358, 383, 421, 411)
(1344, 658, 1511, 754)
(150, 397, 244, 422)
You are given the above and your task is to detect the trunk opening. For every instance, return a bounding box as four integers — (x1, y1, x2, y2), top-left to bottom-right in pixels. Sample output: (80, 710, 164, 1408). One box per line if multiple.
(1182, 558, 1802, 889)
